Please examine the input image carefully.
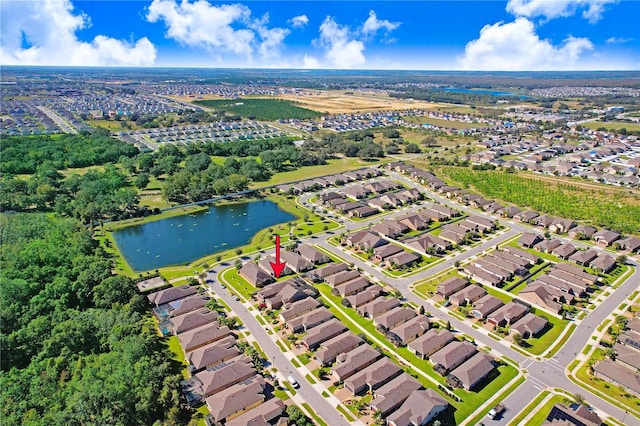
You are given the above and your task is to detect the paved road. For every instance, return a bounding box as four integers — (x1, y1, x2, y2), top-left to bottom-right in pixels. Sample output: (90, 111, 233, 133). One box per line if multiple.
(35, 105, 77, 134)
(205, 271, 351, 426)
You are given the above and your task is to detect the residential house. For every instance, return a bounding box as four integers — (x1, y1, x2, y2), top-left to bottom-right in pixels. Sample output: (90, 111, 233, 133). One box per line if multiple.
(258, 256, 293, 277)
(518, 232, 544, 248)
(449, 284, 487, 307)
(569, 249, 598, 266)
(549, 218, 577, 234)
(386, 389, 449, 426)
(326, 270, 361, 287)
(500, 206, 522, 218)
(281, 251, 313, 273)
(503, 246, 541, 265)
(315, 332, 364, 365)
(430, 341, 478, 374)
(335, 277, 371, 297)
(390, 315, 431, 345)
(448, 353, 495, 391)
(552, 243, 577, 260)
(187, 336, 240, 373)
(373, 244, 404, 263)
(471, 294, 504, 319)
(487, 302, 529, 327)
(545, 403, 604, 426)
(195, 355, 255, 398)
(518, 281, 566, 314)
(614, 343, 640, 371)
(386, 251, 421, 270)
(287, 307, 334, 333)
(535, 239, 562, 253)
(344, 231, 387, 251)
(225, 398, 286, 426)
(178, 322, 231, 353)
(408, 329, 456, 360)
(399, 214, 430, 231)
(148, 284, 197, 307)
(568, 225, 597, 240)
(617, 236, 640, 252)
(331, 344, 382, 381)
(590, 255, 616, 273)
(593, 229, 622, 247)
(513, 211, 540, 223)
(279, 298, 321, 322)
(301, 318, 348, 350)
(169, 295, 210, 318)
(170, 308, 219, 335)
(436, 277, 469, 298)
(405, 234, 451, 254)
(257, 280, 311, 310)
(346, 285, 383, 308)
(297, 245, 330, 265)
(239, 262, 274, 287)
(553, 263, 599, 285)
(345, 357, 403, 395)
(314, 263, 349, 280)
(357, 297, 401, 319)
(374, 307, 417, 331)
(369, 374, 423, 416)
(593, 359, 640, 397)
(511, 313, 548, 338)
(206, 377, 266, 424)
(371, 222, 405, 239)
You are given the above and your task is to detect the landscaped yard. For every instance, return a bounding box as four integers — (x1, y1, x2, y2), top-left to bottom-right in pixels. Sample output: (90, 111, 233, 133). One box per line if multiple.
(220, 267, 257, 300)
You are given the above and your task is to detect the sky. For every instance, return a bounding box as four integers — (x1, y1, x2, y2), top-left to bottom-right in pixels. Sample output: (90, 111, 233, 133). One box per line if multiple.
(1, 0, 639, 70)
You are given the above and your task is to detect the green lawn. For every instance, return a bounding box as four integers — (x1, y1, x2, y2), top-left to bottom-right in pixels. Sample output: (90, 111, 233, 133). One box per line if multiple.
(302, 403, 328, 426)
(220, 267, 257, 300)
(521, 394, 573, 426)
(165, 335, 188, 378)
(518, 310, 570, 356)
(582, 120, 640, 132)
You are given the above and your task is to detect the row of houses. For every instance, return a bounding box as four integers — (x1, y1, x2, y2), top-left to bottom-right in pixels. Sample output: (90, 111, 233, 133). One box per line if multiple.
(436, 277, 548, 338)
(463, 247, 541, 287)
(276, 167, 383, 195)
(343, 230, 424, 270)
(146, 285, 289, 425)
(593, 317, 640, 397)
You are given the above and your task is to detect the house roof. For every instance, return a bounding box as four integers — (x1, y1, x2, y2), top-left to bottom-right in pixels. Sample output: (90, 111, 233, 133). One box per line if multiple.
(326, 270, 361, 287)
(287, 307, 334, 332)
(590, 254, 616, 271)
(315, 332, 363, 364)
(472, 294, 504, 317)
(225, 398, 285, 426)
(358, 296, 401, 318)
(546, 403, 603, 426)
(195, 354, 256, 397)
(301, 318, 348, 349)
(370, 373, 423, 415)
(281, 251, 313, 271)
(430, 340, 478, 370)
(449, 353, 495, 390)
(148, 284, 197, 306)
(239, 262, 273, 286)
(614, 343, 640, 370)
(315, 262, 349, 278)
(503, 246, 541, 264)
(332, 344, 382, 380)
(170, 307, 219, 334)
(169, 295, 210, 318)
(511, 313, 548, 337)
(187, 336, 240, 371)
(387, 389, 449, 426)
(569, 249, 598, 264)
(279, 298, 321, 321)
(488, 301, 529, 325)
(519, 281, 565, 312)
(450, 284, 487, 304)
(408, 329, 455, 357)
(206, 376, 266, 422)
(177, 321, 231, 353)
(553, 263, 598, 284)
(437, 277, 469, 297)
(391, 315, 430, 343)
(346, 285, 383, 308)
(345, 357, 402, 394)
(375, 306, 417, 330)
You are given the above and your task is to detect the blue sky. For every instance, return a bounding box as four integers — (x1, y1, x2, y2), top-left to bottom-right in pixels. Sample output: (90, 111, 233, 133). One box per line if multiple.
(1, 0, 638, 70)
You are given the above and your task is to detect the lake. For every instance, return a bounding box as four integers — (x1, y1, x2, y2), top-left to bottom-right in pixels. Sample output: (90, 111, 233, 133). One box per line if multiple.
(113, 200, 295, 271)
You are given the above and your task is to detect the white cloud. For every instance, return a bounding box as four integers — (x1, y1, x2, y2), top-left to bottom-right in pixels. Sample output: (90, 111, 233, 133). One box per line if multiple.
(606, 36, 633, 44)
(147, 0, 290, 61)
(0, 0, 156, 66)
(317, 16, 366, 69)
(302, 54, 321, 68)
(458, 18, 593, 70)
(361, 10, 400, 37)
(506, 0, 618, 23)
(289, 15, 309, 28)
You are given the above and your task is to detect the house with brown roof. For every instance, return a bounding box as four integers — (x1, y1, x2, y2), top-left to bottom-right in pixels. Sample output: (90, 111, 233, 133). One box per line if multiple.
(487, 302, 529, 327)
(518, 281, 566, 314)
(449, 284, 487, 307)
(471, 294, 504, 319)
(170, 308, 219, 335)
(195, 354, 255, 398)
(390, 315, 430, 345)
(405, 234, 451, 254)
(593, 359, 640, 397)
(373, 244, 404, 263)
(279, 298, 321, 322)
(568, 225, 597, 240)
(301, 318, 348, 350)
(590, 254, 616, 273)
(206, 376, 266, 423)
(534, 215, 555, 228)
(464, 264, 504, 287)
(387, 389, 449, 426)
(148, 284, 197, 307)
(493, 250, 532, 268)
(448, 353, 495, 391)
(169, 295, 210, 318)
(613, 343, 640, 371)
(408, 329, 456, 360)
(569, 249, 598, 266)
(545, 403, 604, 426)
(326, 270, 361, 287)
(369, 374, 423, 416)
(552, 243, 577, 260)
(535, 239, 562, 253)
(178, 322, 232, 353)
(371, 222, 405, 239)
(239, 262, 274, 288)
(386, 251, 421, 270)
(518, 232, 544, 248)
(315, 332, 364, 365)
(374, 306, 417, 331)
(258, 256, 293, 277)
(439, 225, 468, 244)
(257, 280, 312, 310)
(436, 277, 469, 298)
(511, 313, 548, 338)
(514, 211, 539, 223)
(225, 398, 286, 426)
(553, 263, 599, 285)
(331, 344, 382, 381)
(335, 276, 371, 297)
(466, 215, 496, 232)
(357, 297, 401, 319)
(280, 251, 313, 273)
(617, 236, 640, 252)
(187, 336, 240, 373)
(314, 262, 349, 279)
(503, 246, 541, 264)
(345, 357, 403, 395)
(346, 285, 383, 308)
(344, 230, 387, 251)
(593, 229, 621, 247)
(297, 244, 330, 265)
(287, 307, 334, 333)
(398, 214, 430, 231)
(430, 340, 478, 374)
(549, 218, 576, 234)
(499, 206, 521, 218)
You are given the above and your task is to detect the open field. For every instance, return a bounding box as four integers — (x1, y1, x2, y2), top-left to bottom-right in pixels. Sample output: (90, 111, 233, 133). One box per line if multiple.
(582, 120, 640, 132)
(278, 91, 452, 114)
(193, 98, 321, 121)
(401, 115, 489, 129)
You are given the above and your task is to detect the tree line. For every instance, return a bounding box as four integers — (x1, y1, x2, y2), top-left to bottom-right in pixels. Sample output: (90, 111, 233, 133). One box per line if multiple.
(0, 213, 186, 425)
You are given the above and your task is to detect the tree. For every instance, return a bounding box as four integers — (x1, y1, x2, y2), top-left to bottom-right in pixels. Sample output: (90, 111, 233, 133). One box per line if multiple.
(405, 143, 421, 153)
(446, 320, 452, 331)
(513, 333, 525, 346)
(383, 128, 401, 138)
(419, 305, 425, 315)
(135, 172, 150, 189)
(421, 136, 438, 147)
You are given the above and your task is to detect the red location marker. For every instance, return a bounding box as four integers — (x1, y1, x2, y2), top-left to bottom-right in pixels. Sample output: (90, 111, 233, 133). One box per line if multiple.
(270, 234, 287, 278)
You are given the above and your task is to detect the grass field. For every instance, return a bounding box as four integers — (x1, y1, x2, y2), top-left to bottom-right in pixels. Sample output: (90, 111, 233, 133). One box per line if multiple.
(582, 120, 640, 132)
(193, 98, 321, 121)
(401, 115, 489, 129)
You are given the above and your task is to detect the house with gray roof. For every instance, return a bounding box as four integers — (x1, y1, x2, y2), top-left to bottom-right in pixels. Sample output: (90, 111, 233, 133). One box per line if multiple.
(511, 313, 548, 338)
(206, 376, 266, 423)
(335, 276, 371, 297)
(357, 297, 401, 319)
(314, 262, 349, 279)
(178, 322, 232, 353)
(239, 262, 274, 288)
(590, 254, 616, 273)
(280, 251, 313, 273)
(593, 229, 622, 247)
(471, 294, 504, 319)
(374, 306, 417, 331)
(593, 359, 640, 397)
(436, 277, 469, 298)
(279, 298, 321, 322)
(195, 354, 255, 398)
(346, 285, 383, 308)
(518, 232, 543, 248)
(301, 318, 348, 350)
(518, 282, 565, 314)
(488, 302, 529, 327)
(390, 315, 430, 345)
(169, 295, 210, 318)
(297, 244, 330, 264)
(326, 270, 361, 287)
(187, 336, 240, 373)
(170, 308, 219, 335)
(369, 373, 423, 416)
(287, 307, 334, 333)
(225, 398, 286, 426)
(569, 249, 599, 266)
(148, 284, 197, 307)
(315, 332, 364, 365)
(387, 389, 449, 426)
(449, 284, 487, 307)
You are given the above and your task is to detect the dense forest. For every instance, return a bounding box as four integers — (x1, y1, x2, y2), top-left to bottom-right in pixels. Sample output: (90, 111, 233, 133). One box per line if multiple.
(0, 131, 139, 174)
(0, 213, 185, 424)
